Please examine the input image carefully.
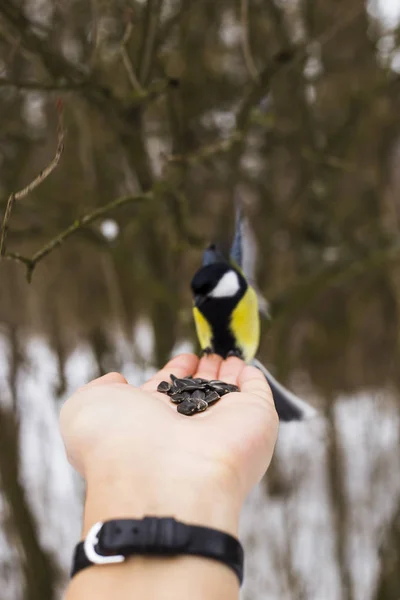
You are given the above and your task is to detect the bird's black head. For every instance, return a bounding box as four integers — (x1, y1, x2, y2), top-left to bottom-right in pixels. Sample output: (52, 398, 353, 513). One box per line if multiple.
(190, 262, 247, 312)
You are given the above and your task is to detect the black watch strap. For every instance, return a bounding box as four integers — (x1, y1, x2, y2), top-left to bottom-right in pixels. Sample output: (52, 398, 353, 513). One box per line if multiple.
(71, 517, 244, 585)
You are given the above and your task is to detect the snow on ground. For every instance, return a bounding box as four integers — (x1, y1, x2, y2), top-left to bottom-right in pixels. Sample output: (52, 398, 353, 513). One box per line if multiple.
(0, 334, 399, 599)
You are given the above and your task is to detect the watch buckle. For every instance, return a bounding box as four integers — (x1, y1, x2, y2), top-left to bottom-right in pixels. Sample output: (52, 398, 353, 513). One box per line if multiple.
(84, 522, 125, 565)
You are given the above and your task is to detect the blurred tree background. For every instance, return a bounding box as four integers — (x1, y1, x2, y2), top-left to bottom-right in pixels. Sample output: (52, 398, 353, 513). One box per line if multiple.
(1, 0, 400, 598)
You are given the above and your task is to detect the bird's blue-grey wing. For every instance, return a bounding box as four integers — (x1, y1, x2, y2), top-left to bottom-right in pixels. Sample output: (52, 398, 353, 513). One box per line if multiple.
(231, 191, 270, 318)
(202, 244, 226, 266)
(229, 194, 244, 269)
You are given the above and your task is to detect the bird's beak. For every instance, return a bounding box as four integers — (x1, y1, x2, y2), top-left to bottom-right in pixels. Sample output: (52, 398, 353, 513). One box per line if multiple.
(194, 294, 206, 307)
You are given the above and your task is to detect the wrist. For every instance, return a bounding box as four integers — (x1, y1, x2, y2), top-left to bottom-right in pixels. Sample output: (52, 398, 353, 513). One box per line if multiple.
(82, 454, 242, 538)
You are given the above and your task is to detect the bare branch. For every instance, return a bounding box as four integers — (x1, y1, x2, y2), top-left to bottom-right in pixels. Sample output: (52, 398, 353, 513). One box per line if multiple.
(0, 3, 87, 81)
(119, 16, 144, 93)
(0, 77, 85, 91)
(88, 0, 100, 69)
(5, 252, 34, 269)
(5, 190, 152, 281)
(0, 101, 65, 258)
(139, 0, 163, 85)
(300, 149, 377, 183)
(166, 131, 243, 165)
(240, 0, 259, 82)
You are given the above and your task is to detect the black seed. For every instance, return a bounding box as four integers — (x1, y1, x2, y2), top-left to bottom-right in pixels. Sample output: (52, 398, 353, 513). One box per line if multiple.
(171, 380, 186, 393)
(179, 377, 196, 385)
(209, 383, 230, 395)
(179, 377, 201, 391)
(191, 389, 205, 401)
(192, 378, 209, 384)
(205, 390, 220, 404)
(157, 381, 171, 393)
(188, 383, 207, 391)
(225, 384, 240, 393)
(177, 399, 198, 416)
(205, 382, 238, 396)
(170, 392, 190, 404)
(170, 374, 177, 382)
(178, 378, 207, 391)
(195, 399, 208, 412)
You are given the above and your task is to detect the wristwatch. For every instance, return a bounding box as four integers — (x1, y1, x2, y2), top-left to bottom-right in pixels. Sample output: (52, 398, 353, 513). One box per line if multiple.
(71, 516, 244, 585)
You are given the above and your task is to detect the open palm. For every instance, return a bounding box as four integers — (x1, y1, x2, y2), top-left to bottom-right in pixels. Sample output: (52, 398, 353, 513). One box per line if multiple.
(60, 353, 278, 508)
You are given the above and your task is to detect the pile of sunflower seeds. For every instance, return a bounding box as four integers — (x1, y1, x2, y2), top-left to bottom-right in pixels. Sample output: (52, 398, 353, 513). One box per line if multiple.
(157, 374, 239, 416)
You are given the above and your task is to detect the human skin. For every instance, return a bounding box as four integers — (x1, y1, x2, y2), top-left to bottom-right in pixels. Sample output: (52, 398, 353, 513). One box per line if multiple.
(60, 353, 279, 600)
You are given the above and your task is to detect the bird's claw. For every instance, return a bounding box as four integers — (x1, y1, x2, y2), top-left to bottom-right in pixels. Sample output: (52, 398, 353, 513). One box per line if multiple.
(227, 349, 244, 359)
(200, 347, 213, 357)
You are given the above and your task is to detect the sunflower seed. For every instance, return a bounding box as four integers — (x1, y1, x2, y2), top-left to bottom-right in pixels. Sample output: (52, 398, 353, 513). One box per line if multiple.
(177, 399, 198, 416)
(169, 391, 190, 404)
(171, 380, 187, 394)
(208, 383, 230, 395)
(157, 380, 171, 393)
(159, 373, 240, 414)
(195, 399, 208, 412)
(208, 381, 239, 395)
(191, 389, 205, 401)
(225, 383, 240, 393)
(179, 378, 208, 391)
(205, 390, 220, 404)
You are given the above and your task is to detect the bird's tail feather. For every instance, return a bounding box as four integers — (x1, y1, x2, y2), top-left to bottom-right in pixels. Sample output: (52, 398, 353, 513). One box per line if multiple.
(251, 358, 316, 422)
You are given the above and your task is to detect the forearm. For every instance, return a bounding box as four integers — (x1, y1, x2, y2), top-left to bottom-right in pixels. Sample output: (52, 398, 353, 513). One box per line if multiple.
(66, 553, 239, 599)
(65, 462, 242, 600)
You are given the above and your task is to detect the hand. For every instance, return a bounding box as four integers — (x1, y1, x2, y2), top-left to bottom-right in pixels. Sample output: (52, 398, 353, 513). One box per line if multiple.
(60, 354, 278, 536)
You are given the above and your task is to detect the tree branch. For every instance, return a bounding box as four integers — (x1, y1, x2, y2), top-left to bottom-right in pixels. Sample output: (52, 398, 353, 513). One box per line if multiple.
(240, 0, 259, 82)
(166, 131, 243, 165)
(139, 0, 163, 85)
(5, 190, 153, 281)
(88, 0, 100, 69)
(0, 77, 86, 91)
(119, 15, 144, 93)
(0, 100, 65, 258)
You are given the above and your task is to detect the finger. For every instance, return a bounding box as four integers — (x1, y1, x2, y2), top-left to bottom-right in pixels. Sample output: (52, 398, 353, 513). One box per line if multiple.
(239, 365, 275, 408)
(141, 353, 199, 392)
(194, 353, 223, 381)
(85, 372, 128, 387)
(217, 356, 246, 386)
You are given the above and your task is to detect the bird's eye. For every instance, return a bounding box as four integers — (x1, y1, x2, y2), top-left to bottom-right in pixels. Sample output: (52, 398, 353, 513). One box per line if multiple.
(196, 284, 210, 296)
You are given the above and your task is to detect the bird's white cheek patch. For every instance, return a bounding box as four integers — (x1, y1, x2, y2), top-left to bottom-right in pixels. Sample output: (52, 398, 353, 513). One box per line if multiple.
(209, 270, 240, 298)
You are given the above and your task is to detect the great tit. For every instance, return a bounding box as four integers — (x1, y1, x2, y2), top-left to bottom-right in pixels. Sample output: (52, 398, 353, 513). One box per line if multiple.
(190, 202, 315, 421)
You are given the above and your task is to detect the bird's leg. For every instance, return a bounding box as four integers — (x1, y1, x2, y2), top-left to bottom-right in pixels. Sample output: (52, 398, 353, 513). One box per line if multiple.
(199, 346, 213, 357)
(227, 348, 244, 359)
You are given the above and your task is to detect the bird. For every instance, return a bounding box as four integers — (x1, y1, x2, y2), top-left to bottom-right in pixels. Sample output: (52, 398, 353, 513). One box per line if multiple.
(190, 198, 315, 421)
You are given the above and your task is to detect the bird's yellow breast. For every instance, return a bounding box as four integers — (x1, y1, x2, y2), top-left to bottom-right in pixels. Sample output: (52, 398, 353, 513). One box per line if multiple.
(192, 285, 260, 363)
(230, 285, 260, 362)
(193, 306, 213, 350)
